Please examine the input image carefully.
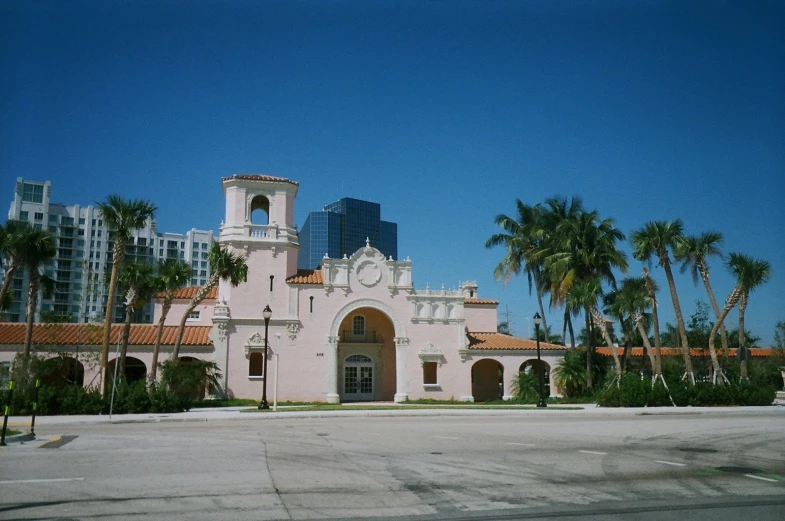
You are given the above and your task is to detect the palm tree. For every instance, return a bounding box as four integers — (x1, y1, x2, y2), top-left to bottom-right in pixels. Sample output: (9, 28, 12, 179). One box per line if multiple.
(675, 232, 730, 358)
(631, 220, 695, 384)
(0, 221, 39, 317)
(709, 254, 771, 381)
(117, 261, 156, 381)
(96, 195, 157, 398)
(150, 259, 191, 383)
(171, 243, 248, 360)
(641, 268, 665, 381)
(20, 229, 56, 367)
(485, 200, 551, 342)
(565, 278, 623, 389)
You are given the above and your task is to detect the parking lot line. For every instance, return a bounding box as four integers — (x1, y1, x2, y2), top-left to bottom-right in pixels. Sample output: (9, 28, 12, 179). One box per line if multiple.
(578, 450, 607, 455)
(744, 474, 778, 483)
(655, 460, 687, 467)
(0, 477, 85, 484)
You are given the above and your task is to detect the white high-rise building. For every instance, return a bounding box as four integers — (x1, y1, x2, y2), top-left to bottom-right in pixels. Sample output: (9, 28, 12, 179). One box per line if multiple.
(4, 178, 214, 324)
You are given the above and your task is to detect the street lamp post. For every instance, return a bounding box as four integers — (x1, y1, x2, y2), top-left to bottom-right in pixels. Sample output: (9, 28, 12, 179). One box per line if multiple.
(533, 312, 547, 408)
(259, 305, 272, 410)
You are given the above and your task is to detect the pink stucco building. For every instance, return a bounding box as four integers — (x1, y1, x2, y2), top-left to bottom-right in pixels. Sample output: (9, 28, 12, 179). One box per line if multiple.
(0, 174, 567, 402)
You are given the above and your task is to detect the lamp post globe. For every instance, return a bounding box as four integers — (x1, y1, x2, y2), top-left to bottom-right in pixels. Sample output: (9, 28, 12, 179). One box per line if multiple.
(533, 312, 547, 408)
(259, 305, 272, 410)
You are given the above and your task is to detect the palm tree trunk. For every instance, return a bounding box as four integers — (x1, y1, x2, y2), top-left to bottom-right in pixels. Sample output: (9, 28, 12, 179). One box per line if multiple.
(738, 293, 749, 380)
(100, 238, 125, 398)
(150, 299, 172, 384)
(661, 256, 694, 384)
(585, 307, 593, 390)
(567, 314, 575, 348)
(707, 288, 740, 385)
(700, 263, 730, 360)
(171, 277, 218, 359)
(22, 271, 40, 369)
(0, 265, 19, 318)
(634, 314, 656, 373)
(561, 309, 568, 347)
(119, 301, 133, 382)
(536, 288, 550, 343)
(591, 307, 621, 378)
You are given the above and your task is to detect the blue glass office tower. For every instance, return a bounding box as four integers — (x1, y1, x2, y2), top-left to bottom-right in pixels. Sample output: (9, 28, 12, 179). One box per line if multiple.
(298, 198, 398, 270)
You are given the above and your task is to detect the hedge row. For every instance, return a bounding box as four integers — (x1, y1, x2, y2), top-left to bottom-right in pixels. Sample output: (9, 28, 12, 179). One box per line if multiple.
(597, 373, 776, 407)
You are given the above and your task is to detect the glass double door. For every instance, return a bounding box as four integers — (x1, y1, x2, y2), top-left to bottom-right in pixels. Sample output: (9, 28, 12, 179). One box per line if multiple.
(343, 354, 374, 401)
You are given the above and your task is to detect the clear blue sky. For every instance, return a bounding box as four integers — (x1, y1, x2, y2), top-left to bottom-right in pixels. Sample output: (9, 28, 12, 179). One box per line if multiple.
(2, 1, 783, 344)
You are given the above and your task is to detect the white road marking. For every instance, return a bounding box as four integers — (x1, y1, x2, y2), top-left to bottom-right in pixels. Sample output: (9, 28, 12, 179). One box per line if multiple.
(0, 477, 85, 484)
(655, 460, 686, 467)
(431, 436, 459, 440)
(506, 442, 534, 447)
(744, 474, 778, 483)
(578, 450, 607, 455)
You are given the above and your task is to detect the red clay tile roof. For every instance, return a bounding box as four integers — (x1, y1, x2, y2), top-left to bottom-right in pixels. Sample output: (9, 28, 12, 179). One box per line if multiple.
(158, 286, 218, 300)
(0, 323, 211, 346)
(286, 269, 323, 284)
(464, 298, 499, 305)
(467, 332, 564, 351)
(222, 174, 299, 186)
(596, 347, 777, 358)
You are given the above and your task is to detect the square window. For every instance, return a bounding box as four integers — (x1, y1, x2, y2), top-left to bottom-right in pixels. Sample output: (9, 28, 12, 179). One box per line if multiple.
(19, 211, 28, 221)
(187, 310, 200, 321)
(423, 362, 438, 385)
(34, 212, 43, 221)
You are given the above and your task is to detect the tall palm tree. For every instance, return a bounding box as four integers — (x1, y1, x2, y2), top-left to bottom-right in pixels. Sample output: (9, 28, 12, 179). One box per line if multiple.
(20, 229, 56, 367)
(614, 277, 657, 375)
(171, 243, 248, 360)
(149, 259, 192, 383)
(675, 232, 729, 357)
(641, 268, 664, 381)
(540, 197, 586, 344)
(117, 261, 156, 381)
(485, 200, 551, 342)
(0, 221, 39, 317)
(709, 254, 772, 381)
(631, 220, 695, 384)
(96, 195, 157, 398)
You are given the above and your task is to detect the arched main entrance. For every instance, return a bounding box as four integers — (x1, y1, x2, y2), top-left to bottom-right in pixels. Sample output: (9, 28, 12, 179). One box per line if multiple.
(328, 300, 408, 403)
(472, 359, 503, 402)
(107, 357, 147, 385)
(42, 356, 84, 388)
(343, 354, 374, 401)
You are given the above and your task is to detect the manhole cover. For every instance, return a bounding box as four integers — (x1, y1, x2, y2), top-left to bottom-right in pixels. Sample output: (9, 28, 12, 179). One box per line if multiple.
(316, 433, 328, 437)
(716, 466, 763, 474)
(680, 448, 718, 453)
(430, 452, 442, 455)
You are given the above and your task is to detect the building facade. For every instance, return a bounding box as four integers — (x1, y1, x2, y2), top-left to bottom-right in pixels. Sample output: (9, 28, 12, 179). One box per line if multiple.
(298, 197, 398, 270)
(4, 178, 214, 324)
(0, 174, 568, 402)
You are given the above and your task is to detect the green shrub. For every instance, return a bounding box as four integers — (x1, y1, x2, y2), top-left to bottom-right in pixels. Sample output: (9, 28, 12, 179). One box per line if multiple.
(510, 370, 539, 404)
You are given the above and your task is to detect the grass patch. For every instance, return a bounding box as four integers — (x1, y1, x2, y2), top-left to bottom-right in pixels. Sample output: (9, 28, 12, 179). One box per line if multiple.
(2, 428, 21, 437)
(191, 398, 259, 408)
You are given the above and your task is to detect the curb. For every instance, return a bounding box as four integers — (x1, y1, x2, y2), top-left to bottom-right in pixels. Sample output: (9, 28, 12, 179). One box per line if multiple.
(2, 431, 36, 444)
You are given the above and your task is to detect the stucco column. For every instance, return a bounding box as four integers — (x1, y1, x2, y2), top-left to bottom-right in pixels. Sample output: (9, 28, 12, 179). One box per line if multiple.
(210, 299, 231, 398)
(394, 337, 409, 403)
(326, 336, 340, 403)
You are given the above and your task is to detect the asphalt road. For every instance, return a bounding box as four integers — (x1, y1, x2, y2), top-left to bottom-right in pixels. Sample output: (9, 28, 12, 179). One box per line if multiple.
(1, 410, 784, 520)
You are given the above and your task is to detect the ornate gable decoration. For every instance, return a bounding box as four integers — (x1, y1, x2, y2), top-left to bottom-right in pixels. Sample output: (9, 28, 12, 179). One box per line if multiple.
(244, 331, 267, 359)
(418, 343, 446, 366)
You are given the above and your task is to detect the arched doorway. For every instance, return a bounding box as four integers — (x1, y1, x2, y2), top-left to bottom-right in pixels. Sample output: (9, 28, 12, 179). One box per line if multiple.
(472, 359, 504, 402)
(519, 359, 550, 397)
(42, 356, 84, 388)
(107, 357, 147, 385)
(334, 305, 399, 402)
(343, 354, 374, 401)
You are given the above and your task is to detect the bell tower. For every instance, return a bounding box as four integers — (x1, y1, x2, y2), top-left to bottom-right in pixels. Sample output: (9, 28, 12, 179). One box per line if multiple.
(218, 174, 300, 319)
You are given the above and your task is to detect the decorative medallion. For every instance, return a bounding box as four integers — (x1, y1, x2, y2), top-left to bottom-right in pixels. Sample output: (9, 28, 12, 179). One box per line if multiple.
(356, 260, 382, 287)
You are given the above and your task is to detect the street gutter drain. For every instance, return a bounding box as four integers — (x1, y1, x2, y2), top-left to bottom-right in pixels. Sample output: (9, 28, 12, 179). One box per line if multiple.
(716, 466, 763, 474)
(430, 452, 442, 455)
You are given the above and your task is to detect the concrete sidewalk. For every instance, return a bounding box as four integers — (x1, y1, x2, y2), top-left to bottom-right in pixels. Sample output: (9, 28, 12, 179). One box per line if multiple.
(5, 400, 784, 428)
